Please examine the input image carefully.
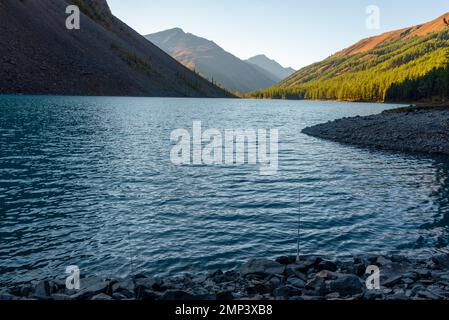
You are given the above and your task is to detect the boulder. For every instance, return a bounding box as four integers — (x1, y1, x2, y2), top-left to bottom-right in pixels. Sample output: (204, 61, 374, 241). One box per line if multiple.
(91, 293, 114, 301)
(286, 277, 306, 289)
(69, 277, 110, 300)
(432, 254, 449, 268)
(273, 285, 302, 298)
(240, 259, 285, 278)
(318, 260, 338, 272)
(328, 275, 364, 297)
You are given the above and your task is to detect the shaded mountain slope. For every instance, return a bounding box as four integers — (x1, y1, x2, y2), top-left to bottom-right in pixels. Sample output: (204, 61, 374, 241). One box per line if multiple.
(146, 28, 278, 93)
(0, 0, 232, 97)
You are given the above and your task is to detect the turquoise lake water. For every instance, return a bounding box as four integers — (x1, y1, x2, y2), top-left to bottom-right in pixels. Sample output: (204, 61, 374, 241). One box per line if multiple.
(1, 95, 448, 283)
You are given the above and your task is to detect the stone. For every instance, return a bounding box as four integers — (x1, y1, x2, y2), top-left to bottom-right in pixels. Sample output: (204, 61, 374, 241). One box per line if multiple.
(240, 259, 285, 278)
(354, 263, 366, 277)
(326, 292, 340, 299)
(91, 293, 114, 301)
(432, 254, 449, 268)
(363, 290, 384, 300)
(112, 278, 135, 293)
(417, 290, 442, 300)
(305, 277, 327, 296)
(0, 290, 17, 300)
(316, 270, 337, 281)
(328, 275, 364, 297)
(318, 260, 338, 272)
(269, 276, 282, 288)
(217, 291, 235, 300)
(112, 292, 128, 300)
(51, 294, 73, 301)
(246, 281, 274, 295)
(273, 285, 302, 298)
(295, 257, 323, 273)
(286, 277, 306, 288)
(69, 278, 110, 300)
(33, 281, 50, 299)
(159, 290, 196, 301)
(275, 256, 297, 265)
(134, 277, 163, 292)
(386, 293, 409, 301)
(375, 256, 392, 267)
(383, 275, 402, 288)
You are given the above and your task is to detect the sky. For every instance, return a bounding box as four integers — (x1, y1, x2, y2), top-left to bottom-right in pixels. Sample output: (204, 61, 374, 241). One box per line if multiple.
(107, 0, 449, 70)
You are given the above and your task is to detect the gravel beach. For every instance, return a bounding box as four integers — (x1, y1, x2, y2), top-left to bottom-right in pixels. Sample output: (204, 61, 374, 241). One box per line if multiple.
(1, 254, 449, 301)
(302, 109, 449, 155)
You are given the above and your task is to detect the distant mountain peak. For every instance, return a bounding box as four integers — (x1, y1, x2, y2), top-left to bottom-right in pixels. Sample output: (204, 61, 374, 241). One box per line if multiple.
(246, 55, 295, 80)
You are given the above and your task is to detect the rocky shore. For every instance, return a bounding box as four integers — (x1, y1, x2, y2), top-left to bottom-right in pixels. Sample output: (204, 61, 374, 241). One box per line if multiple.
(302, 108, 449, 155)
(1, 254, 449, 301)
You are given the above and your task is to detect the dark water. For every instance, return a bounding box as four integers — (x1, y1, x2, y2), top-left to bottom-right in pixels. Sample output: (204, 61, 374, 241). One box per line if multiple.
(1, 95, 449, 284)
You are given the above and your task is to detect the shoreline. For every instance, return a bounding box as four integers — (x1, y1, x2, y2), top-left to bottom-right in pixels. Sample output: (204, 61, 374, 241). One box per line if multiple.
(302, 107, 449, 156)
(1, 254, 449, 301)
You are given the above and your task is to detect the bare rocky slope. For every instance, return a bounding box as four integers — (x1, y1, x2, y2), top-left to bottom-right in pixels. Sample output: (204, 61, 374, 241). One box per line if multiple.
(0, 0, 232, 97)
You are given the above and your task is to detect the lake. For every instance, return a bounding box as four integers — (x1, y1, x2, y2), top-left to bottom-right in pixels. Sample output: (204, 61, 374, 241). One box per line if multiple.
(1, 95, 449, 284)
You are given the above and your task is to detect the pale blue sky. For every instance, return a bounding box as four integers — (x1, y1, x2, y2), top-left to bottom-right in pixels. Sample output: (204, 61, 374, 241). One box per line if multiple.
(107, 0, 449, 70)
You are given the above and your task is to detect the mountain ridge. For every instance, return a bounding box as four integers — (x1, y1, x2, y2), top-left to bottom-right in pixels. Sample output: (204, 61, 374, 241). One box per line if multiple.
(146, 28, 282, 93)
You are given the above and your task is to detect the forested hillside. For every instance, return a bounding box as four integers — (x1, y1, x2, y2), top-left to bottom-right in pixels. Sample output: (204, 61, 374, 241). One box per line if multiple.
(250, 15, 449, 102)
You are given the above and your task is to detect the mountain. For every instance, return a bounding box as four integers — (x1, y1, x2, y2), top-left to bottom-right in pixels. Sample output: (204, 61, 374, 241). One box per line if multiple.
(246, 55, 295, 80)
(146, 28, 279, 93)
(250, 13, 449, 102)
(0, 0, 232, 98)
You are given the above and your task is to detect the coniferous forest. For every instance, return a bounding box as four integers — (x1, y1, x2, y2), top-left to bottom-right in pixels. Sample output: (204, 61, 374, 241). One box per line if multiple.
(249, 29, 449, 102)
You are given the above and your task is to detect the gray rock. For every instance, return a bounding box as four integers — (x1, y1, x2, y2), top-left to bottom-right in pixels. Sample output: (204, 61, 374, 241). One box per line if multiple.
(328, 275, 364, 297)
(432, 254, 449, 268)
(273, 285, 302, 298)
(383, 275, 402, 288)
(286, 277, 306, 288)
(0, 290, 17, 300)
(240, 259, 285, 278)
(246, 281, 274, 295)
(217, 291, 235, 300)
(159, 290, 197, 301)
(318, 260, 338, 272)
(33, 281, 50, 299)
(51, 294, 73, 301)
(112, 278, 135, 293)
(91, 293, 114, 301)
(70, 278, 110, 300)
(363, 290, 384, 300)
(417, 290, 442, 300)
(295, 257, 323, 273)
(386, 293, 409, 301)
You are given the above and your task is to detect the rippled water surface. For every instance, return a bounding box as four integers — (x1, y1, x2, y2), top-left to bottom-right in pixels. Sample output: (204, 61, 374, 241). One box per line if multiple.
(1, 95, 449, 283)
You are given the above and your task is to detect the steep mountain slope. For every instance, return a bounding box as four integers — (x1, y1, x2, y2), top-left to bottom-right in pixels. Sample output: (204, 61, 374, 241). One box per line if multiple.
(246, 55, 295, 80)
(0, 0, 232, 97)
(251, 13, 449, 102)
(146, 28, 278, 93)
